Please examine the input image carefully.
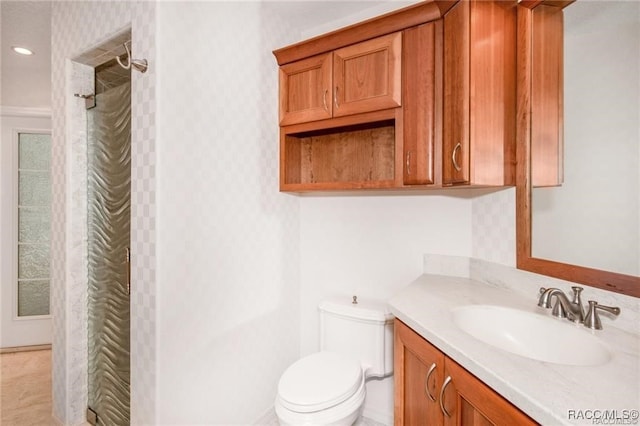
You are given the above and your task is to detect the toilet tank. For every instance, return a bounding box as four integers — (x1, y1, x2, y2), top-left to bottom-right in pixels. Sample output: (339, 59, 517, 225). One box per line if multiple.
(319, 297, 394, 378)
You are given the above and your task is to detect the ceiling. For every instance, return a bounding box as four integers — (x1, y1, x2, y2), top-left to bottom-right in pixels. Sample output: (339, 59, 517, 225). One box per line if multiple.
(0, 0, 415, 111)
(1, 1, 52, 109)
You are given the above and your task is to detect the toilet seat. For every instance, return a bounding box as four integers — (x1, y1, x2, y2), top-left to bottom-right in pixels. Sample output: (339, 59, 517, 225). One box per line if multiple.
(277, 351, 363, 413)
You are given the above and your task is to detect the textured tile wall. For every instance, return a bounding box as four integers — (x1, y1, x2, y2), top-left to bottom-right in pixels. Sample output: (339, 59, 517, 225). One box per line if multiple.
(472, 188, 516, 267)
(51, 2, 156, 424)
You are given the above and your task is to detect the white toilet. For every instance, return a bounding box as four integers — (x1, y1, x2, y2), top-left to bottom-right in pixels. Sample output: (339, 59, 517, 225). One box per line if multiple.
(275, 297, 394, 426)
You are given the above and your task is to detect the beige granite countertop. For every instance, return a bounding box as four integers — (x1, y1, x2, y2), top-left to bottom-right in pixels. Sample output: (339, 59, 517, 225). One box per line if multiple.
(388, 272, 640, 425)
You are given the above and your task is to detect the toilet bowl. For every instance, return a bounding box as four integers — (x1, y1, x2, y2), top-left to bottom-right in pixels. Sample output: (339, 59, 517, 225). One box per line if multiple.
(275, 297, 394, 425)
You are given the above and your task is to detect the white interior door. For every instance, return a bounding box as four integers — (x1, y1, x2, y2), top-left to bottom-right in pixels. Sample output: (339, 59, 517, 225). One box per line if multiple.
(1, 114, 52, 348)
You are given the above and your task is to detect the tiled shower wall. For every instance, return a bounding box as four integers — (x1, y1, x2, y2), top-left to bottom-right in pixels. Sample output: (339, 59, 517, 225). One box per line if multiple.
(51, 2, 156, 424)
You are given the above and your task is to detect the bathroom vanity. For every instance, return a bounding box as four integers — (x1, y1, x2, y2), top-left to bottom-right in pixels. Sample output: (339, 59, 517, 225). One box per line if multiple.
(394, 319, 536, 425)
(388, 257, 640, 425)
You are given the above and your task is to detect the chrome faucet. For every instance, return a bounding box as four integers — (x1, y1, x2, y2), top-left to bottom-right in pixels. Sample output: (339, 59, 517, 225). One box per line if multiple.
(538, 287, 621, 330)
(538, 286, 585, 323)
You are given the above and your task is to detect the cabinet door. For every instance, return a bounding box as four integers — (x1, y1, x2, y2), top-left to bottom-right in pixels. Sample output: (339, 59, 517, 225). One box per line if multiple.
(333, 32, 402, 118)
(441, 358, 537, 426)
(279, 52, 332, 126)
(443, 0, 517, 186)
(394, 319, 444, 425)
(443, 0, 470, 184)
(531, 4, 564, 187)
(403, 21, 442, 186)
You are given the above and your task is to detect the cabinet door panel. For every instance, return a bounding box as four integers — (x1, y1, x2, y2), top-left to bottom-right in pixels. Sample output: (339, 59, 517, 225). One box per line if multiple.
(403, 21, 442, 185)
(443, 0, 471, 184)
(443, 0, 516, 186)
(279, 53, 332, 125)
(333, 32, 402, 117)
(443, 358, 537, 426)
(531, 4, 564, 187)
(394, 319, 444, 426)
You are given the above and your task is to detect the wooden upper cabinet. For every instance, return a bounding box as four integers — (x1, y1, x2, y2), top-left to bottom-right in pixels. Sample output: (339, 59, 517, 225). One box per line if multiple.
(279, 32, 402, 126)
(402, 21, 443, 186)
(279, 53, 332, 126)
(333, 32, 402, 118)
(443, 0, 517, 186)
(530, 4, 565, 187)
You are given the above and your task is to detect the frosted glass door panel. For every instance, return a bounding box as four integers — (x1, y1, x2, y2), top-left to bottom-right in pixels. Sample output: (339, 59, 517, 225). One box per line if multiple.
(18, 280, 50, 316)
(87, 81, 131, 426)
(17, 132, 51, 318)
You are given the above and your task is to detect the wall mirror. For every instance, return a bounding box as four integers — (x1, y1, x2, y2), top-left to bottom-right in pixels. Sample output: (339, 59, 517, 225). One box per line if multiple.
(517, 0, 640, 297)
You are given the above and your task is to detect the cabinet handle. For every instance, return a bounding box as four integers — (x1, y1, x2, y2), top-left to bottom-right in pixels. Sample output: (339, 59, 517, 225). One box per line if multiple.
(406, 151, 412, 176)
(452, 143, 462, 172)
(439, 375, 453, 418)
(323, 89, 328, 112)
(425, 362, 437, 402)
(334, 86, 340, 109)
(125, 247, 131, 296)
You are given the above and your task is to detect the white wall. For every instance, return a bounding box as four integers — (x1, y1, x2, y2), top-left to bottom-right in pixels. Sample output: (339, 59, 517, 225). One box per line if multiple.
(155, 2, 301, 424)
(299, 194, 473, 422)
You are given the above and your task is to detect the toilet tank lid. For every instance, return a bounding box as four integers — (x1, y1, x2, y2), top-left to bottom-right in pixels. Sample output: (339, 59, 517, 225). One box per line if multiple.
(319, 297, 394, 323)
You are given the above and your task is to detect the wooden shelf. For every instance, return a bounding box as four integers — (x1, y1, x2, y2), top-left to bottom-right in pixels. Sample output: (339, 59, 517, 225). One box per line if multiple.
(280, 111, 401, 191)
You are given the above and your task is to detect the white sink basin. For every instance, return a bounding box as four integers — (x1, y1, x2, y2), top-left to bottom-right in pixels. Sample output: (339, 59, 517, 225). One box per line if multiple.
(452, 305, 611, 366)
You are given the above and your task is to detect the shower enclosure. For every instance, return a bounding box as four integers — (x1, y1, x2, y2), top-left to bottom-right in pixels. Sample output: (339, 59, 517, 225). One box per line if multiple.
(86, 62, 131, 425)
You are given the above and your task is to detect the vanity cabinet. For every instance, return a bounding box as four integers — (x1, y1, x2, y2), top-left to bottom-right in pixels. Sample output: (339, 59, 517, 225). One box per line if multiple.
(394, 319, 537, 426)
(278, 32, 402, 126)
(442, 0, 517, 186)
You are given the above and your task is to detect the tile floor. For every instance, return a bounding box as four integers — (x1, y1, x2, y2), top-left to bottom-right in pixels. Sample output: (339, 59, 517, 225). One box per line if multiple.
(0, 349, 54, 426)
(0, 349, 388, 426)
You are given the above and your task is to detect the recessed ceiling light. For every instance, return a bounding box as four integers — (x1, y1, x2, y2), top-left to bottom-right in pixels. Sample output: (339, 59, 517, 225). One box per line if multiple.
(12, 46, 34, 56)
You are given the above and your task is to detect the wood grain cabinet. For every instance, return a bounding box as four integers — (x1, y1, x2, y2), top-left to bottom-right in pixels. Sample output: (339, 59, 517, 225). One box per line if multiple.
(394, 319, 537, 426)
(442, 0, 517, 186)
(278, 32, 402, 126)
(519, 1, 571, 188)
(273, 0, 522, 192)
(402, 21, 442, 186)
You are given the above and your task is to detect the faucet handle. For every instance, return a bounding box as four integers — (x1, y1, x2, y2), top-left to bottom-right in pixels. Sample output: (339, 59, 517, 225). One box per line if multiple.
(571, 286, 583, 302)
(584, 300, 621, 330)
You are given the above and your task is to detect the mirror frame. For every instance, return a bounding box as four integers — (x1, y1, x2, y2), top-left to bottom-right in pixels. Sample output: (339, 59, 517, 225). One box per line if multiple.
(515, 1, 640, 298)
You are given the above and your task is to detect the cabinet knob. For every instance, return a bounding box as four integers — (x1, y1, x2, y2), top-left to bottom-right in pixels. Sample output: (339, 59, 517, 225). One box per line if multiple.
(322, 89, 328, 112)
(334, 87, 340, 109)
(406, 151, 412, 176)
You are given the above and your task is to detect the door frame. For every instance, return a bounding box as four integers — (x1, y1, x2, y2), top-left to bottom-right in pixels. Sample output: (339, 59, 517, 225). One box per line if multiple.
(0, 111, 52, 348)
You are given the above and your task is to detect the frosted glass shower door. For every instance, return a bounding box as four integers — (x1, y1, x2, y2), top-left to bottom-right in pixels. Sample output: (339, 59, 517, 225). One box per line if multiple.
(87, 82, 131, 426)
